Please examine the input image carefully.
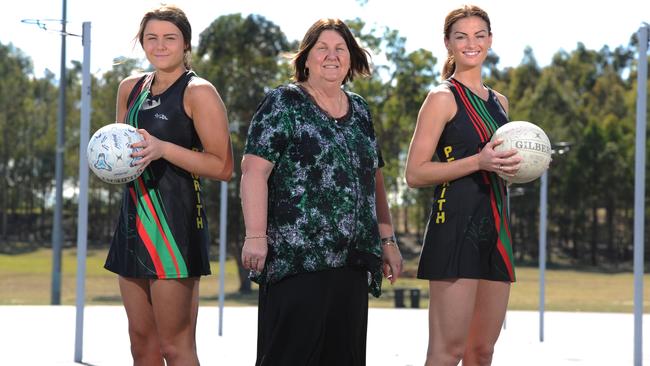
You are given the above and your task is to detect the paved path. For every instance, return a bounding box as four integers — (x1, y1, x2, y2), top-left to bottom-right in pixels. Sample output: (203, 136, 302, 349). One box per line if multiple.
(2, 305, 648, 365)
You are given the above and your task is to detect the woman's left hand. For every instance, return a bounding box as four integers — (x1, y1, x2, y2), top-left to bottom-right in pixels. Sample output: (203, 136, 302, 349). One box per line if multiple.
(382, 244, 403, 285)
(131, 128, 167, 172)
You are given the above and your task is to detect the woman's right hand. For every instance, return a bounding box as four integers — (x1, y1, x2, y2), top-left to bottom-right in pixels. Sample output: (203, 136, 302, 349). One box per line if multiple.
(130, 128, 167, 173)
(478, 138, 522, 176)
(241, 236, 268, 273)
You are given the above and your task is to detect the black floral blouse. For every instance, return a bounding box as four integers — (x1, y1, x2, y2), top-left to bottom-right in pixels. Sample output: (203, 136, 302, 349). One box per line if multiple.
(244, 83, 385, 297)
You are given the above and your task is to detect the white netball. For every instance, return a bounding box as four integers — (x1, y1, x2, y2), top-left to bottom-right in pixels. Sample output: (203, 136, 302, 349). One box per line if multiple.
(87, 123, 144, 184)
(491, 121, 552, 184)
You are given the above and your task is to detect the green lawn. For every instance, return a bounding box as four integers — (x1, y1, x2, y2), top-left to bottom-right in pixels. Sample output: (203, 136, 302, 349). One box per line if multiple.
(0, 248, 648, 312)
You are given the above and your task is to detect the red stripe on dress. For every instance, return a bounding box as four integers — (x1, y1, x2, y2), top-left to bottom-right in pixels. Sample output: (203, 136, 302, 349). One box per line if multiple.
(487, 181, 515, 280)
(481, 171, 490, 184)
(126, 75, 150, 121)
(129, 187, 165, 276)
(451, 79, 514, 280)
(496, 182, 514, 278)
(450, 79, 489, 141)
(135, 177, 182, 277)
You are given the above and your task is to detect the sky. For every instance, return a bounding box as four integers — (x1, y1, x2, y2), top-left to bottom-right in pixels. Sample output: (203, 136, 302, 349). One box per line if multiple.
(1, 0, 649, 80)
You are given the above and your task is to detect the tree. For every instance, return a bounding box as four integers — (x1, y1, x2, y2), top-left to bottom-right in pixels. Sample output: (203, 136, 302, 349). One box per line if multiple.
(346, 19, 438, 236)
(194, 13, 291, 292)
(0, 43, 34, 245)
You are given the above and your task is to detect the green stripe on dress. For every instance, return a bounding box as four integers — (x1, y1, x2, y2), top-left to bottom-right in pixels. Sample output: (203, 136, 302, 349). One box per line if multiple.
(148, 184, 188, 276)
(465, 87, 516, 279)
(133, 187, 182, 277)
(126, 80, 189, 278)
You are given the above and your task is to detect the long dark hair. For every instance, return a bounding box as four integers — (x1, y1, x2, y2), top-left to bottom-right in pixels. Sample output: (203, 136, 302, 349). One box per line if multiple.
(292, 18, 371, 85)
(136, 5, 192, 69)
(442, 5, 491, 80)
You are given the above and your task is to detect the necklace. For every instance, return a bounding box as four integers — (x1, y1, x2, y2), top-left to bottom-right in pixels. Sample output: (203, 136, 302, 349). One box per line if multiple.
(303, 82, 347, 119)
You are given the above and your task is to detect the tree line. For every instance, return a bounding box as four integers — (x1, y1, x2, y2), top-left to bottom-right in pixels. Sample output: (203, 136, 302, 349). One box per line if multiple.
(0, 14, 648, 290)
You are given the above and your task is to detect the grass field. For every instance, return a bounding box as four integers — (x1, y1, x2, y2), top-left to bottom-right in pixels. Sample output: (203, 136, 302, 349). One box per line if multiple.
(0, 248, 648, 312)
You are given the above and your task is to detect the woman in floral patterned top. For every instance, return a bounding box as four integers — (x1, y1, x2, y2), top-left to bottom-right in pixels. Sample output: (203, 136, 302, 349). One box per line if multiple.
(240, 18, 403, 366)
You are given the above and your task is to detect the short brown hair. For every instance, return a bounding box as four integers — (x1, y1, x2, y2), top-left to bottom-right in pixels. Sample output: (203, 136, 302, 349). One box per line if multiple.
(137, 4, 192, 69)
(292, 18, 371, 84)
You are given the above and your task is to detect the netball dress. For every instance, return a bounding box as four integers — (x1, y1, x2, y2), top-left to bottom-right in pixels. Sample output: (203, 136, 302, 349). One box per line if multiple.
(417, 78, 515, 282)
(105, 70, 211, 279)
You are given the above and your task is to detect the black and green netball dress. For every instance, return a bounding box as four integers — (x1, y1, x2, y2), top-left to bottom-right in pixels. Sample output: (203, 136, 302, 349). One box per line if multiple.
(105, 70, 211, 279)
(417, 78, 515, 282)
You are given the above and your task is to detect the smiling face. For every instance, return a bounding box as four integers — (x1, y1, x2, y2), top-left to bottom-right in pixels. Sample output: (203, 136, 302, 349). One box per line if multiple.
(445, 15, 492, 70)
(305, 30, 351, 85)
(142, 19, 187, 72)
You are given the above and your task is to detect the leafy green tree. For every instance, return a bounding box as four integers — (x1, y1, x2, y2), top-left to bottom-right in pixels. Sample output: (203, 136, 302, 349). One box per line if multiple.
(0, 43, 33, 244)
(194, 13, 291, 292)
(28, 73, 59, 241)
(346, 19, 437, 237)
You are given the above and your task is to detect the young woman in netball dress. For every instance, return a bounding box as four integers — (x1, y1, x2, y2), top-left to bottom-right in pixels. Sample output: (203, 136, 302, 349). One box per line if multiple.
(104, 5, 233, 365)
(405, 5, 521, 366)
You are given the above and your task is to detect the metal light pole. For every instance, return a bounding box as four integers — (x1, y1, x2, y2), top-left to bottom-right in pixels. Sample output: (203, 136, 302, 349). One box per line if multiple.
(633, 22, 648, 366)
(218, 121, 238, 336)
(538, 170, 548, 342)
(218, 180, 228, 336)
(538, 141, 571, 343)
(74, 21, 91, 363)
(23, 14, 91, 362)
(51, 0, 67, 306)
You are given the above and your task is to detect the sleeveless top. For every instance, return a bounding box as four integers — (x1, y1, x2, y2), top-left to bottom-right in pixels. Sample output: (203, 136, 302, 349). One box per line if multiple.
(104, 70, 211, 279)
(417, 78, 515, 282)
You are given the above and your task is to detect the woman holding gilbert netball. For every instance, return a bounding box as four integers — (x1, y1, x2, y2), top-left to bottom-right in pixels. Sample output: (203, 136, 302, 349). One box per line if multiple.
(405, 5, 521, 366)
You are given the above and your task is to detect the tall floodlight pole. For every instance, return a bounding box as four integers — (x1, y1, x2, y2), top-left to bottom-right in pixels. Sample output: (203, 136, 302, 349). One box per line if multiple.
(51, 0, 67, 306)
(74, 21, 91, 363)
(633, 22, 648, 366)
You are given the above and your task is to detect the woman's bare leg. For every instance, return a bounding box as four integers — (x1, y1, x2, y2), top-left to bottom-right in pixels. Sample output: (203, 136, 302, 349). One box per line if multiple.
(461, 280, 510, 366)
(119, 276, 164, 366)
(424, 279, 479, 366)
(150, 277, 200, 366)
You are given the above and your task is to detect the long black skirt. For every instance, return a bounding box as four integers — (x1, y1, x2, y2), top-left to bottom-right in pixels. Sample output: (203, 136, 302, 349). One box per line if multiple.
(256, 266, 369, 366)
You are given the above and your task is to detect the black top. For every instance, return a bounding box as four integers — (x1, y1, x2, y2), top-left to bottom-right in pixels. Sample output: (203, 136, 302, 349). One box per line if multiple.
(417, 78, 515, 282)
(105, 70, 211, 279)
